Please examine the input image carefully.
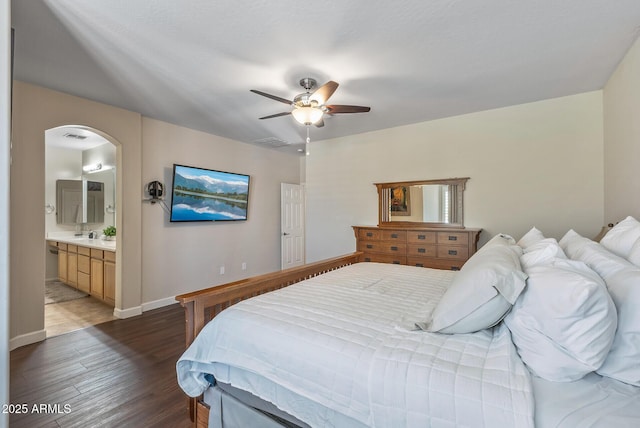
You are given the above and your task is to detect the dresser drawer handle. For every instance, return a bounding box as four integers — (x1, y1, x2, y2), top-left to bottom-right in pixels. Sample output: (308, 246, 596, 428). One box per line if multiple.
(391, 233, 398, 238)
(415, 263, 424, 267)
(366, 232, 373, 237)
(366, 244, 373, 249)
(390, 246, 398, 251)
(418, 234, 426, 240)
(392, 260, 401, 264)
(448, 250, 458, 256)
(418, 248, 426, 253)
(448, 236, 458, 241)
(451, 266, 460, 271)
(364, 257, 372, 262)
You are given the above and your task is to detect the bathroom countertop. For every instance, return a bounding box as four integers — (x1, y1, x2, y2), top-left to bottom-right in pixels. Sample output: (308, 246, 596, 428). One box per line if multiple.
(46, 234, 116, 251)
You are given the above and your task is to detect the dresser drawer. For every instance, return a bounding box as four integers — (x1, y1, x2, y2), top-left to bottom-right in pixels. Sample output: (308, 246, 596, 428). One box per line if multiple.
(358, 229, 382, 241)
(407, 231, 436, 244)
(409, 257, 464, 271)
(380, 230, 406, 241)
(437, 245, 468, 260)
(358, 241, 407, 254)
(361, 253, 406, 265)
(437, 232, 470, 246)
(407, 243, 437, 257)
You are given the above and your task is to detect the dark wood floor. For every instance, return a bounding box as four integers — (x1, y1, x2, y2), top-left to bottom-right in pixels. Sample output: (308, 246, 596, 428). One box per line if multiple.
(10, 304, 193, 428)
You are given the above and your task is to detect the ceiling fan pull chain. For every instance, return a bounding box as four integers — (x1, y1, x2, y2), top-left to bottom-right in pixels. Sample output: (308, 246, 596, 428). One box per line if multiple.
(306, 126, 311, 144)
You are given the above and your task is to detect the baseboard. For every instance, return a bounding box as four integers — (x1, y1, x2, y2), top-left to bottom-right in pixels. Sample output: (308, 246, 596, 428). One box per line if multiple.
(10, 329, 46, 351)
(113, 297, 179, 319)
(113, 306, 142, 319)
(142, 296, 178, 312)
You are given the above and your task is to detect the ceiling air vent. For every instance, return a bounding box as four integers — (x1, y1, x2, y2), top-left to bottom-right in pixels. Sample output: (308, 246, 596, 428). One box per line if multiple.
(251, 137, 290, 148)
(63, 132, 88, 140)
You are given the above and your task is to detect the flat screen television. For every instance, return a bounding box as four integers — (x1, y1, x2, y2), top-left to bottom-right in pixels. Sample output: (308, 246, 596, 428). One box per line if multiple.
(169, 164, 250, 222)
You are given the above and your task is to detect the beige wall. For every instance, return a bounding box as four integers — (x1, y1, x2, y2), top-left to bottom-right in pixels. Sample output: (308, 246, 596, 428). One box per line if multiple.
(141, 118, 300, 306)
(9, 81, 300, 347)
(603, 36, 640, 222)
(10, 81, 143, 345)
(304, 91, 604, 262)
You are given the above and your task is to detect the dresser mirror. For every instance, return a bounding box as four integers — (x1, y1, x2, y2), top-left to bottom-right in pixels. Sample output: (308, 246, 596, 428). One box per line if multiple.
(375, 177, 469, 228)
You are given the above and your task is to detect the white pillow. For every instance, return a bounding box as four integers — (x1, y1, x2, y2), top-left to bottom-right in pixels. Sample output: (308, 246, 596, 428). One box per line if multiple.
(520, 238, 566, 270)
(596, 266, 640, 386)
(504, 259, 617, 382)
(600, 216, 640, 258)
(562, 232, 630, 279)
(482, 233, 516, 249)
(422, 242, 527, 334)
(564, 241, 640, 386)
(627, 237, 640, 267)
(559, 229, 592, 256)
(517, 227, 545, 249)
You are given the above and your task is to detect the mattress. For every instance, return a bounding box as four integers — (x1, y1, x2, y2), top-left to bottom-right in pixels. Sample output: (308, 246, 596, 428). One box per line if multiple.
(177, 262, 534, 427)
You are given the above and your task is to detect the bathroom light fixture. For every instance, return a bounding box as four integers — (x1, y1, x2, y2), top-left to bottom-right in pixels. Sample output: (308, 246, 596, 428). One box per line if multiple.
(83, 163, 102, 173)
(291, 106, 323, 125)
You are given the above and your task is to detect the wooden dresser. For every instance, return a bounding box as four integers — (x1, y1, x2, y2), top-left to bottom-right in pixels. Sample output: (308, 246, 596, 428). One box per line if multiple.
(353, 226, 481, 270)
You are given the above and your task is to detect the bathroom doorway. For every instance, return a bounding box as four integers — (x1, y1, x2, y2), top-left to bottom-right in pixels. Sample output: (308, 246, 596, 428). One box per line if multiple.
(44, 125, 119, 337)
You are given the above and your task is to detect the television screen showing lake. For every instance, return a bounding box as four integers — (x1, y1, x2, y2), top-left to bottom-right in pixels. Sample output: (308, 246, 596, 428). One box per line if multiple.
(170, 165, 250, 222)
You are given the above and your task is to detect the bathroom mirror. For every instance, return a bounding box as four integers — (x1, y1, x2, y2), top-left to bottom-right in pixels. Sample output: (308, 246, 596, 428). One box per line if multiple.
(56, 179, 105, 224)
(375, 177, 469, 228)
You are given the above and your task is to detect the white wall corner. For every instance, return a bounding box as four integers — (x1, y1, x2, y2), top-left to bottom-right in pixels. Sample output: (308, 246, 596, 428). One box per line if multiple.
(9, 330, 47, 351)
(113, 306, 143, 319)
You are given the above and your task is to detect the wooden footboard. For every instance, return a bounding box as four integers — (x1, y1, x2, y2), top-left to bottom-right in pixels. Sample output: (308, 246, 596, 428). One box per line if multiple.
(175, 252, 362, 425)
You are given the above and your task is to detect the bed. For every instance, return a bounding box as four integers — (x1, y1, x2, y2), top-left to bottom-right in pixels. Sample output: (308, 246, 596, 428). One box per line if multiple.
(176, 220, 640, 428)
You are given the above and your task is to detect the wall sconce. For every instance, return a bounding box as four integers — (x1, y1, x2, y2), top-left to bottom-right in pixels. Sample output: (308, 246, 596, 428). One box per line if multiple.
(82, 163, 113, 174)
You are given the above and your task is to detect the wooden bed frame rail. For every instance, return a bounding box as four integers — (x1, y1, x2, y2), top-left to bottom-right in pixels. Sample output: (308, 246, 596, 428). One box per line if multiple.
(175, 252, 362, 347)
(175, 252, 362, 425)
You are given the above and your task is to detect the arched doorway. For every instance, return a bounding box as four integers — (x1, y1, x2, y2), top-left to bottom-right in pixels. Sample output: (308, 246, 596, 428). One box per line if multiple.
(44, 125, 121, 336)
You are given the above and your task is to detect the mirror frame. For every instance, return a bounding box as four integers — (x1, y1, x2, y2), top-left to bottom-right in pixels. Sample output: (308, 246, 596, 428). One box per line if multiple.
(375, 177, 469, 228)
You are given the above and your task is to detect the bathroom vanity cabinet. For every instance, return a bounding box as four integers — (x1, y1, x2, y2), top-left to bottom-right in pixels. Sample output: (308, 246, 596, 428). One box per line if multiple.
(48, 240, 115, 307)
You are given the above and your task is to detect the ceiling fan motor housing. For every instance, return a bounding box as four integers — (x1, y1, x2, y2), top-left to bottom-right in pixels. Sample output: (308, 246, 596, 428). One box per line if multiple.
(299, 77, 317, 91)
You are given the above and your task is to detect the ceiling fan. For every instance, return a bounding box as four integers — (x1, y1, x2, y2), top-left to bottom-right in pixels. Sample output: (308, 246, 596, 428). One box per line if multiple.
(250, 78, 371, 127)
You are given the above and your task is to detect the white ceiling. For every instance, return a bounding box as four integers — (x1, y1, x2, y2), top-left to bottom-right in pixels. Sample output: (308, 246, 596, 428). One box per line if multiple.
(45, 126, 110, 151)
(11, 0, 640, 154)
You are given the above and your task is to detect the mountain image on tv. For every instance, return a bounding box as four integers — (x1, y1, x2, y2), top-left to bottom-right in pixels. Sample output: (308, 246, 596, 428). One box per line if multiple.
(170, 165, 249, 222)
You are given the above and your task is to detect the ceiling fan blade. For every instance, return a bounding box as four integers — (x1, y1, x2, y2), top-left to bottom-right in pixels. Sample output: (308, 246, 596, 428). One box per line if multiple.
(259, 111, 292, 120)
(314, 118, 325, 128)
(310, 81, 339, 104)
(325, 105, 371, 114)
(250, 89, 293, 105)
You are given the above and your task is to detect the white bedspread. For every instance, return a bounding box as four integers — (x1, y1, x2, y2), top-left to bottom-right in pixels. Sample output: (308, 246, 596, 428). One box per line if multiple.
(177, 262, 534, 427)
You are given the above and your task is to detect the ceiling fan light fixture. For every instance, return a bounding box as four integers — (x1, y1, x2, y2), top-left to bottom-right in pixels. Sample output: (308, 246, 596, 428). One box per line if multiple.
(291, 106, 323, 125)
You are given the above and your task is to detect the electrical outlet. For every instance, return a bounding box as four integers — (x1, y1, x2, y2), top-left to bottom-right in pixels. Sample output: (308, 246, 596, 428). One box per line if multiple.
(219, 265, 225, 275)
(241, 262, 247, 270)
